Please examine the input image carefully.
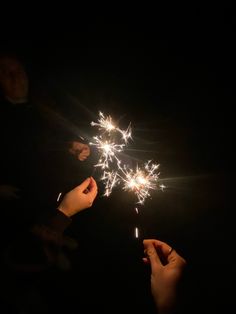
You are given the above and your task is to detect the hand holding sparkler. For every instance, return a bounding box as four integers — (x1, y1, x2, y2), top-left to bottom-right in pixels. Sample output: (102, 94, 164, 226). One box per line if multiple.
(143, 239, 186, 314)
(68, 141, 90, 161)
(58, 177, 98, 217)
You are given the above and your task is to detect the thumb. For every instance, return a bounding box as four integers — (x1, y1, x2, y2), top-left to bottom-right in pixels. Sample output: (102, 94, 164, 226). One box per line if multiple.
(78, 178, 91, 192)
(143, 240, 162, 271)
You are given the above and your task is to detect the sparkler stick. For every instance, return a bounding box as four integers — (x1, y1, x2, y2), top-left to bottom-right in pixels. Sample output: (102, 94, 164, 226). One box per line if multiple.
(90, 111, 165, 238)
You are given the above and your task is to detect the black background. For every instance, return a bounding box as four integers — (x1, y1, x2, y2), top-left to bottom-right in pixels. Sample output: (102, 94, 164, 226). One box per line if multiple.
(1, 5, 234, 313)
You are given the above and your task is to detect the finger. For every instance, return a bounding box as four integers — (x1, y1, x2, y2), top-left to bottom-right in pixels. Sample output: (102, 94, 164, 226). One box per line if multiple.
(143, 240, 162, 271)
(78, 155, 87, 161)
(87, 177, 98, 199)
(72, 141, 83, 150)
(88, 177, 97, 188)
(81, 153, 89, 159)
(82, 145, 90, 151)
(83, 151, 90, 157)
(167, 250, 187, 267)
(78, 152, 89, 160)
(82, 147, 90, 154)
(146, 239, 173, 259)
(78, 178, 91, 192)
(150, 239, 186, 267)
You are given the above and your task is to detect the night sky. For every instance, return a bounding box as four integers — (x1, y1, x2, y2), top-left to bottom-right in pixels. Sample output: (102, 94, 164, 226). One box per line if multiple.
(1, 7, 234, 313)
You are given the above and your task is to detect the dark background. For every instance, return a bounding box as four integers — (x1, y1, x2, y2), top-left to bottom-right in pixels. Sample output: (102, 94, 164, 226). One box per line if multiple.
(1, 6, 234, 313)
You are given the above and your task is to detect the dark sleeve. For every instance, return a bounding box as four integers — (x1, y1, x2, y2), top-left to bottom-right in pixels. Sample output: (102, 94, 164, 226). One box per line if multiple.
(4, 210, 74, 273)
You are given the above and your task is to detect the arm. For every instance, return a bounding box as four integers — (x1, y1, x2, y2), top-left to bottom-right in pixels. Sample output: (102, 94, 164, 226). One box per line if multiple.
(4, 177, 98, 272)
(143, 239, 186, 314)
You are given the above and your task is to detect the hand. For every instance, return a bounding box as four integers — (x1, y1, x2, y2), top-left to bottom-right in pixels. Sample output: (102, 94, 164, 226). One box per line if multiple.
(143, 239, 186, 314)
(68, 141, 90, 161)
(0, 184, 20, 200)
(58, 177, 98, 217)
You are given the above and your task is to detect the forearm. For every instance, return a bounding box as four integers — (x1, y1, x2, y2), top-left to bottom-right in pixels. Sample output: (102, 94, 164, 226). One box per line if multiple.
(31, 209, 72, 239)
(4, 209, 72, 273)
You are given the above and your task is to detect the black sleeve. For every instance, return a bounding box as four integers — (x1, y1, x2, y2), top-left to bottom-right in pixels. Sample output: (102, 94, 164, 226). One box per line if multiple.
(4, 210, 74, 273)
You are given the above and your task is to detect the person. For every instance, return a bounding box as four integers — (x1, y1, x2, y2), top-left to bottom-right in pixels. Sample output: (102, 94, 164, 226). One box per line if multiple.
(2, 176, 186, 313)
(0, 54, 186, 314)
(0, 53, 91, 232)
(0, 53, 90, 201)
(143, 239, 186, 314)
(0, 52, 91, 161)
(2, 176, 98, 313)
(0, 53, 32, 204)
(4, 176, 98, 269)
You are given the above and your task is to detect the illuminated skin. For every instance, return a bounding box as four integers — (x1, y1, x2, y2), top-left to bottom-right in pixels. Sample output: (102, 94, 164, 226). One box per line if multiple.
(58, 177, 98, 217)
(143, 239, 186, 314)
(68, 141, 90, 161)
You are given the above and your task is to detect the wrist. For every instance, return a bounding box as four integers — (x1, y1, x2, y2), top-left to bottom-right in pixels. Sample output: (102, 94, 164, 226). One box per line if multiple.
(57, 206, 72, 217)
(153, 291, 177, 314)
(157, 304, 175, 314)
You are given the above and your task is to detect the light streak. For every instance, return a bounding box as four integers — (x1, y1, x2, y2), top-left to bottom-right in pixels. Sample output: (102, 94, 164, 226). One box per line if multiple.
(90, 112, 165, 204)
(56, 192, 62, 202)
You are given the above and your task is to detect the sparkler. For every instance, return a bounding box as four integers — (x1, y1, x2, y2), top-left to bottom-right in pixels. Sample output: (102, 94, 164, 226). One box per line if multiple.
(91, 111, 132, 143)
(56, 192, 62, 202)
(90, 136, 125, 169)
(135, 227, 139, 238)
(90, 111, 166, 239)
(90, 112, 165, 207)
(101, 170, 119, 197)
(120, 161, 162, 205)
(90, 112, 131, 171)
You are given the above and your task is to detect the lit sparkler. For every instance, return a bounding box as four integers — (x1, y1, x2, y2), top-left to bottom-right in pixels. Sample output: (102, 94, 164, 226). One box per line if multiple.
(120, 161, 164, 205)
(90, 111, 131, 172)
(90, 112, 165, 204)
(90, 136, 125, 169)
(91, 111, 132, 143)
(101, 170, 119, 197)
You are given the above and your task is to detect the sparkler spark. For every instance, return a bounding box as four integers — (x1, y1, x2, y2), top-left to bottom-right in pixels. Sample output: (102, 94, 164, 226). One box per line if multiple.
(90, 111, 131, 173)
(121, 161, 164, 205)
(91, 111, 132, 143)
(56, 192, 62, 202)
(101, 170, 119, 197)
(90, 112, 165, 203)
(90, 136, 125, 169)
(91, 111, 116, 132)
